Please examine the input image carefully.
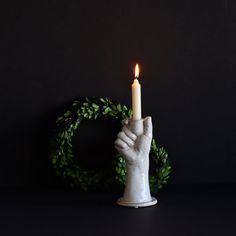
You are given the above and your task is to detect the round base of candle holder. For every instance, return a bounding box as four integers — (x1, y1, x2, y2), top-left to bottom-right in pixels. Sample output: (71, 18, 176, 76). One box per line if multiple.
(117, 197, 157, 208)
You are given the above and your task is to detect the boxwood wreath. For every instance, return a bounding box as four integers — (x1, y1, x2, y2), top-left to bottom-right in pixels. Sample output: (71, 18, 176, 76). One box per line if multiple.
(50, 97, 171, 192)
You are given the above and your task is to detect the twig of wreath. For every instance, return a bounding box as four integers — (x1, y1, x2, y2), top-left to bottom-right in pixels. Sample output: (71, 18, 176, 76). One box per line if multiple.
(50, 97, 171, 192)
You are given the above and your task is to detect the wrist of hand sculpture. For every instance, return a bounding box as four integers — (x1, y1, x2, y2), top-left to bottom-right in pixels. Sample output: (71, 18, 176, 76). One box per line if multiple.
(115, 117, 156, 206)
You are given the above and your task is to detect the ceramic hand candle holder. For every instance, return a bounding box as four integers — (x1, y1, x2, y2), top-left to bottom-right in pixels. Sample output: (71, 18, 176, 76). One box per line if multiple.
(115, 117, 157, 208)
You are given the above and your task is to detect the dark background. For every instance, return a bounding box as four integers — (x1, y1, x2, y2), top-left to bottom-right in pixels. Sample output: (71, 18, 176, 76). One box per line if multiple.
(0, 0, 235, 189)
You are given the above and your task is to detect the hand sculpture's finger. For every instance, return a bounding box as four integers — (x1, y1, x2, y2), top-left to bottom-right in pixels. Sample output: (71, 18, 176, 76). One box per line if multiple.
(122, 126, 137, 141)
(117, 131, 134, 147)
(122, 119, 129, 126)
(115, 139, 128, 149)
(143, 116, 153, 137)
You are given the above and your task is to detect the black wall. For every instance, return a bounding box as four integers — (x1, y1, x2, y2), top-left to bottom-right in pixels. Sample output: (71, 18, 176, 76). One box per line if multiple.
(0, 0, 235, 189)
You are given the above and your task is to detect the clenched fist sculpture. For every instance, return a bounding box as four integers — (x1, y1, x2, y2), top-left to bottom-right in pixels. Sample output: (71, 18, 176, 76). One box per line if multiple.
(115, 117, 157, 208)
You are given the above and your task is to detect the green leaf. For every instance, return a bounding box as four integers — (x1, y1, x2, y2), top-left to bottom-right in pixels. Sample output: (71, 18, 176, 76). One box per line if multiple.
(117, 104, 122, 112)
(92, 103, 99, 109)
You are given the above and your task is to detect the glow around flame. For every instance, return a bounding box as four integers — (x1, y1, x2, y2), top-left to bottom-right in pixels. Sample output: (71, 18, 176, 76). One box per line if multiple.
(135, 64, 139, 78)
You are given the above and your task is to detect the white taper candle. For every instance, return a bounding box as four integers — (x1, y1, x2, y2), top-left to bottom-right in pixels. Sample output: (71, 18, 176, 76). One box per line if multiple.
(132, 64, 142, 120)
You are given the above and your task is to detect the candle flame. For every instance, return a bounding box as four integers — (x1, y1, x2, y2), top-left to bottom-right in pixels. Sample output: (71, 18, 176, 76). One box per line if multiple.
(135, 64, 139, 78)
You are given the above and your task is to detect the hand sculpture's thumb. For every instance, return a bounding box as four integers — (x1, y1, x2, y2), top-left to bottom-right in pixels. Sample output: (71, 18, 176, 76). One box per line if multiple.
(143, 117, 153, 137)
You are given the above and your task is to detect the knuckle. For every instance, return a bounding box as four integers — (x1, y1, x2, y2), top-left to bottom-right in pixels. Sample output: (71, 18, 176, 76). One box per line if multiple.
(122, 143, 128, 149)
(144, 133, 152, 138)
(117, 132, 124, 138)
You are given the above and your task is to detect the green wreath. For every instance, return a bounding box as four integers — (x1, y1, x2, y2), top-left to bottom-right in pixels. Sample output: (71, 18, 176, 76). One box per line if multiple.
(50, 97, 171, 192)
